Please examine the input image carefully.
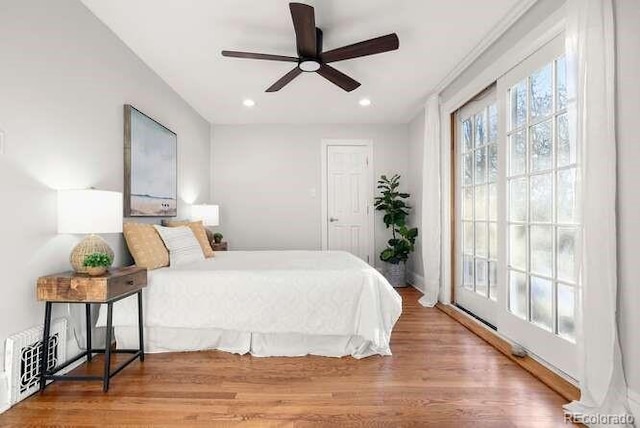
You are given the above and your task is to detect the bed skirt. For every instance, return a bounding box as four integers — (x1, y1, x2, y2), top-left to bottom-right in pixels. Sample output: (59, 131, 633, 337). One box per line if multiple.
(114, 326, 392, 359)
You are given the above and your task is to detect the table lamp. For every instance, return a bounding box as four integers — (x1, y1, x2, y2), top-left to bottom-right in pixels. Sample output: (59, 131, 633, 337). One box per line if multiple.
(191, 204, 219, 227)
(57, 189, 123, 273)
(191, 204, 219, 243)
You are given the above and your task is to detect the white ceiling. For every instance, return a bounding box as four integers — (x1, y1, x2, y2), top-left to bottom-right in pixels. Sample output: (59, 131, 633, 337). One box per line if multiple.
(81, 0, 524, 124)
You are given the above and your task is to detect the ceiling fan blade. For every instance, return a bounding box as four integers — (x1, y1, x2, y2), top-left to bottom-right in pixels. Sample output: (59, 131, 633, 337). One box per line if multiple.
(316, 64, 361, 92)
(221, 50, 299, 62)
(266, 67, 303, 92)
(290, 3, 317, 58)
(321, 33, 399, 63)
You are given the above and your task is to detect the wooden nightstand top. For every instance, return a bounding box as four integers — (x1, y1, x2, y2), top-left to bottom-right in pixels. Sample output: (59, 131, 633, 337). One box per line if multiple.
(212, 241, 228, 251)
(37, 266, 147, 303)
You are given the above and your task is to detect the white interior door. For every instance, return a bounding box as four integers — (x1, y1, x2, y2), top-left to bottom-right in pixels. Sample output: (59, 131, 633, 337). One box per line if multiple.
(324, 143, 373, 264)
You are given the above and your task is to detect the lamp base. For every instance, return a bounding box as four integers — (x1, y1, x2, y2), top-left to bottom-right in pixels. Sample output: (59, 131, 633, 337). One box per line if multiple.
(70, 234, 114, 273)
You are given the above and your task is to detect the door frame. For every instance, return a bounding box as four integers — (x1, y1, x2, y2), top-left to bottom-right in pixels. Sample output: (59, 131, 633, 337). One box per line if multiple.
(320, 139, 375, 265)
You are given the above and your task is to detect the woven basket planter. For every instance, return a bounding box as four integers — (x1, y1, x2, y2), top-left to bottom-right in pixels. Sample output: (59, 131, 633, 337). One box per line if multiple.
(385, 262, 407, 287)
(70, 234, 114, 273)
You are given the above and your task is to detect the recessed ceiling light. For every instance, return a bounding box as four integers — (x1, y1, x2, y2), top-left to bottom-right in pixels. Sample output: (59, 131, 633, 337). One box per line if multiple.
(359, 98, 372, 107)
(243, 99, 255, 107)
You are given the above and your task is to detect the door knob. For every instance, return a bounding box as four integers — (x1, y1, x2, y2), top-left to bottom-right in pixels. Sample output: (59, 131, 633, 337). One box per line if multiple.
(329, 217, 339, 222)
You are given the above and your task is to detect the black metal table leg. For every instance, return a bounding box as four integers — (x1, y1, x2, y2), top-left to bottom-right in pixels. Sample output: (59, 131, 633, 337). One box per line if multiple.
(39, 302, 52, 392)
(137, 290, 144, 362)
(103, 302, 113, 392)
(86, 303, 92, 362)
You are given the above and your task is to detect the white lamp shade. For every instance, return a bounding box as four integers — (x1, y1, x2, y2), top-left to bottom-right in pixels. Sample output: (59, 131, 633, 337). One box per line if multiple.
(58, 189, 123, 234)
(191, 204, 219, 226)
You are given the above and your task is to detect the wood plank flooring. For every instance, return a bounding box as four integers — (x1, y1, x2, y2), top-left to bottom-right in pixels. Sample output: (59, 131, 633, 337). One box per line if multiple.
(0, 288, 570, 427)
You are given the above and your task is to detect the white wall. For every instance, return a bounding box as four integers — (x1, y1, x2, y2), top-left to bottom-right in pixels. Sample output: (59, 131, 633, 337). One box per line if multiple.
(210, 124, 409, 267)
(614, 0, 640, 413)
(0, 0, 210, 407)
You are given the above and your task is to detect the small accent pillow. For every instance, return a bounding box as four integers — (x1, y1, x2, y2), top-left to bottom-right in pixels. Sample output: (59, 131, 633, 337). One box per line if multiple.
(153, 225, 205, 267)
(162, 220, 214, 258)
(123, 223, 169, 270)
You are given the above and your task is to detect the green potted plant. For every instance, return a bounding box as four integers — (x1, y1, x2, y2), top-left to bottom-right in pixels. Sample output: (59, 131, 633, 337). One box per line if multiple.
(213, 232, 224, 244)
(83, 252, 113, 276)
(374, 174, 418, 286)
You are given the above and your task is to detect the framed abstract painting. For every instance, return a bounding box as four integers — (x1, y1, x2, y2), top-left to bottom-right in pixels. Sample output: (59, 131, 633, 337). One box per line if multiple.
(124, 105, 177, 217)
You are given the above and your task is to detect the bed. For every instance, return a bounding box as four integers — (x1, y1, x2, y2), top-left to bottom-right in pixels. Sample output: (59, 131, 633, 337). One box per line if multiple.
(97, 250, 402, 358)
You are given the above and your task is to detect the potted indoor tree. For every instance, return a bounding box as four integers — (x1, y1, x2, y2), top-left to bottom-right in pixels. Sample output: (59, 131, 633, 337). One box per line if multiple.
(374, 174, 418, 287)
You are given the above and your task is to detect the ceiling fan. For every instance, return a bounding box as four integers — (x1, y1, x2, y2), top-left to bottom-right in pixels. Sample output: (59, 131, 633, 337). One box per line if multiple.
(221, 3, 399, 93)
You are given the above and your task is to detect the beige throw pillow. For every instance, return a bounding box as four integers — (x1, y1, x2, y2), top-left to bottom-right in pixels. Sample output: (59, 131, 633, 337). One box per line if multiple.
(162, 220, 215, 258)
(123, 222, 169, 270)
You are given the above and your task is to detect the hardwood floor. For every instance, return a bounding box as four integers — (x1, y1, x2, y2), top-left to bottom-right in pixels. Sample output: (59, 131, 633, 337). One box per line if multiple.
(0, 288, 570, 427)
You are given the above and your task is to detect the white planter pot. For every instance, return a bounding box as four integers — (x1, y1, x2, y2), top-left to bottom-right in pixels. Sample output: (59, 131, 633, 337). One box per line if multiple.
(385, 262, 407, 287)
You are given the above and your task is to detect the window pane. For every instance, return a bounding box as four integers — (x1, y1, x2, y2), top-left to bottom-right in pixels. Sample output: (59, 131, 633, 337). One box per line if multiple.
(511, 80, 527, 130)
(558, 227, 578, 283)
(489, 222, 497, 259)
(488, 104, 498, 142)
(489, 261, 498, 301)
(509, 130, 527, 176)
(463, 255, 474, 289)
(530, 120, 553, 172)
(510, 178, 528, 222)
(557, 113, 575, 167)
(531, 225, 553, 277)
(530, 63, 553, 120)
(531, 276, 553, 331)
(531, 173, 553, 223)
(462, 119, 473, 152)
(489, 183, 497, 222)
(509, 225, 527, 271)
(475, 222, 488, 258)
(475, 147, 487, 184)
(488, 144, 498, 183)
(557, 56, 567, 111)
(475, 185, 487, 221)
(509, 270, 527, 319)
(558, 168, 578, 223)
(475, 258, 488, 296)
(462, 153, 473, 186)
(475, 111, 486, 147)
(463, 222, 474, 255)
(462, 187, 473, 221)
(558, 283, 576, 342)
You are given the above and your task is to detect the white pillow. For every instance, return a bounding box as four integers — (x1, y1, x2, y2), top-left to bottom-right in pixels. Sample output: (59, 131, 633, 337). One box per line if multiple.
(153, 225, 205, 267)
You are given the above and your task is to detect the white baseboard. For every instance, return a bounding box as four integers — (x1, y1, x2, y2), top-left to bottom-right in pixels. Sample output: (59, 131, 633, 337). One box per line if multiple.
(628, 388, 640, 420)
(407, 271, 425, 293)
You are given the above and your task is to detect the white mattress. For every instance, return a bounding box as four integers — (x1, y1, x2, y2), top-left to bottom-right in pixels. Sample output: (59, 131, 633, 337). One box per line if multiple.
(98, 251, 402, 357)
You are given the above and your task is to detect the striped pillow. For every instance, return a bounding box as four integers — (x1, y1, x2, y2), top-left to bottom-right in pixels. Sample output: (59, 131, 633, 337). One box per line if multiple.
(153, 225, 205, 267)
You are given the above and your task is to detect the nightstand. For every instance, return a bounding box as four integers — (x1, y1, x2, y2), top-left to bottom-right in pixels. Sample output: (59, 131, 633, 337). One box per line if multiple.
(212, 241, 228, 251)
(36, 266, 147, 392)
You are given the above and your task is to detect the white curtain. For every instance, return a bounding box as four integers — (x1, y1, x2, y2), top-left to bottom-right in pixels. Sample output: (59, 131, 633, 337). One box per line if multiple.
(418, 95, 441, 307)
(563, 0, 632, 424)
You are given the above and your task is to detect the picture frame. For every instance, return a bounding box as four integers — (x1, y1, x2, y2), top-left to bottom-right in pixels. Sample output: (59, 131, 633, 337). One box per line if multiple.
(124, 104, 177, 217)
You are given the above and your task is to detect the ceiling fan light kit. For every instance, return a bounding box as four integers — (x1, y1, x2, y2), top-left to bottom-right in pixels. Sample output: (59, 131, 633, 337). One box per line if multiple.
(221, 2, 399, 93)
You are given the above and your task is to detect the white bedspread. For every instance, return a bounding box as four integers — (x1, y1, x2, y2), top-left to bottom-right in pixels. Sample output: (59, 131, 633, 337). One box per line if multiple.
(98, 251, 402, 357)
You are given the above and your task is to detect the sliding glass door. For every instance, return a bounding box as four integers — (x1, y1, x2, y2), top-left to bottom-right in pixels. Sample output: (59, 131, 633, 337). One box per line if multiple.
(454, 35, 578, 378)
(497, 35, 577, 377)
(454, 88, 499, 325)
